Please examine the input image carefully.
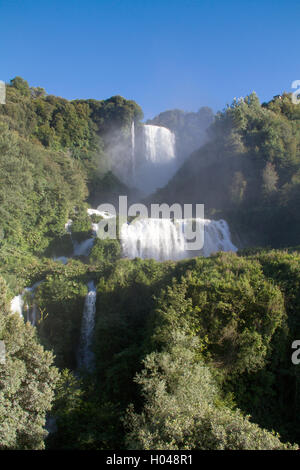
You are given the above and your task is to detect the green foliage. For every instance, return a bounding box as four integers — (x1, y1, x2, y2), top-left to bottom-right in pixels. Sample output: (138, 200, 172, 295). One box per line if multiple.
(47, 370, 122, 449)
(84, 95, 143, 136)
(89, 170, 131, 207)
(90, 238, 121, 264)
(70, 207, 92, 242)
(91, 258, 174, 407)
(3, 76, 300, 451)
(10, 77, 31, 97)
(241, 249, 300, 440)
(35, 261, 89, 369)
(0, 76, 143, 212)
(0, 276, 59, 449)
(0, 120, 87, 255)
(151, 254, 286, 375)
(125, 331, 294, 450)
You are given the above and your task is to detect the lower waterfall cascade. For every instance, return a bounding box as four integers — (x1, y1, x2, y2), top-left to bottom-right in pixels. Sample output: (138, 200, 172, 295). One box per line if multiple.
(77, 280, 97, 370)
(120, 217, 237, 261)
(9, 211, 236, 371)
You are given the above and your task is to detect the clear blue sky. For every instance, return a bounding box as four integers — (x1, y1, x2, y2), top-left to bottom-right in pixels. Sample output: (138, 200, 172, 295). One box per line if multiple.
(1, 0, 299, 119)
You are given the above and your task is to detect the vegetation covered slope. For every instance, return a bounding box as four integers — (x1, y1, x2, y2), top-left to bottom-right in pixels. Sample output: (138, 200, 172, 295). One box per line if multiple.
(1, 78, 300, 450)
(0, 77, 141, 286)
(46, 253, 300, 449)
(152, 93, 300, 248)
(0, 276, 58, 450)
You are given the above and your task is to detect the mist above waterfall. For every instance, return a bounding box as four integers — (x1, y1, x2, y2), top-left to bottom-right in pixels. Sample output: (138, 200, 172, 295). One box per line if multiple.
(103, 121, 179, 196)
(103, 105, 215, 198)
(82, 104, 238, 263)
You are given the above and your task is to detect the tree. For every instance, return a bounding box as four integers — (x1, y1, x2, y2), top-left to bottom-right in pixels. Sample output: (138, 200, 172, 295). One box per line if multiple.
(47, 370, 122, 450)
(0, 276, 59, 449)
(10, 77, 30, 97)
(31, 87, 46, 98)
(150, 256, 286, 376)
(124, 331, 296, 450)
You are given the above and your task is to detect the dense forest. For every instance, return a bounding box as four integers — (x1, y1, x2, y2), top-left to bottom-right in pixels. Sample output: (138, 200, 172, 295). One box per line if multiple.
(1, 77, 300, 450)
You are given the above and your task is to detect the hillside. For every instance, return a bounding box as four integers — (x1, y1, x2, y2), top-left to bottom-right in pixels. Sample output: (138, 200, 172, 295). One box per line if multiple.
(151, 93, 300, 248)
(1, 78, 300, 450)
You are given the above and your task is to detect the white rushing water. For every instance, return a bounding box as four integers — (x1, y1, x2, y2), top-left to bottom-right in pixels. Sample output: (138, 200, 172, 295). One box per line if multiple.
(10, 281, 42, 324)
(77, 280, 97, 370)
(65, 219, 73, 234)
(131, 120, 136, 180)
(10, 294, 24, 319)
(143, 125, 176, 163)
(133, 124, 177, 194)
(121, 218, 237, 261)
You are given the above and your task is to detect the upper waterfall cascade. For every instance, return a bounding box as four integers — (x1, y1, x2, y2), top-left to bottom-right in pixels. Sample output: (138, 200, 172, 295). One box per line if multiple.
(131, 121, 135, 179)
(132, 124, 177, 194)
(120, 218, 237, 261)
(143, 124, 176, 164)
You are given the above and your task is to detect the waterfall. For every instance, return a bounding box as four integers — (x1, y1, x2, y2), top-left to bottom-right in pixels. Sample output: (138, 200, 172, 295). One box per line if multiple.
(120, 218, 237, 261)
(10, 294, 24, 319)
(10, 281, 42, 324)
(143, 125, 176, 164)
(131, 120, 135, 181)
(65, 219, 73, 234)
(133, 124, 177, 194)
(77, 281, 97, 370)
(108, 122, 176, 193)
